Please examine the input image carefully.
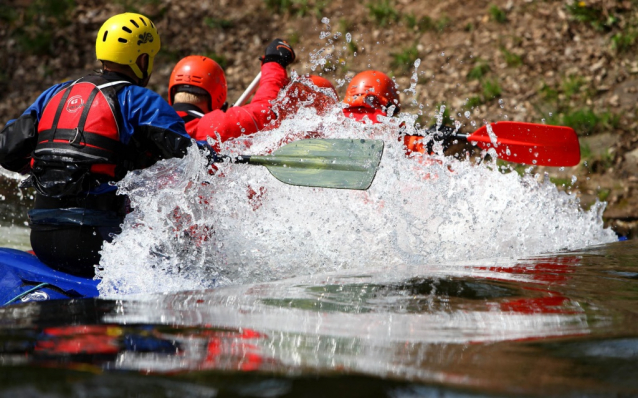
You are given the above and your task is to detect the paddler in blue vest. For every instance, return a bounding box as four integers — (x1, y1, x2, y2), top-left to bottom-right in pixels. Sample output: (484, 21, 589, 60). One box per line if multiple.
(0, 13, 194, 278)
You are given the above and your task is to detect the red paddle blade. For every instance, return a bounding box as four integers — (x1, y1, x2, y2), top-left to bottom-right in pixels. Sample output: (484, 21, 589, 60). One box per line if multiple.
(466, 122, 581, 167)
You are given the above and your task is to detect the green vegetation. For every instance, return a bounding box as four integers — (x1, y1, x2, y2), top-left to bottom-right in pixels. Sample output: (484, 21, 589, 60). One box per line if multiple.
(611, 28, 638, 52)
(12, 0, 75, 56)
(0, 4, 18, 22)
(538, 74, 620, 136)
(550, 177, 574, 188)
(500, 47, 522, 67)
(597, 188, 611, 202)
(339, 18, 352, 33)
(496, 159, 528, 176)
(348, 39, 359, 54)
(566, 2, 618, 31)
(155, 48, 182, 63)
(431, 103, 453, 127)
(545, 107, 620, 136)
(203, 53, 229, 69)
(339, 19, 359, 54)
(405, 13, 451, 33)
(293, 0, 328, 17)
(367, 0, 400, 26)
(288, 31, 300, 45)
(204, 18, 233, 29)
(579, 142, 616, 174)
(464, 79, 503, 109)
(405, 13, 418, 29)
(566, 1, 638, 53)
(390, 45, 419, 72)
(482, 79, 502, 100)
(264, 0, 294, 12)
(263, 0, 326, 17)
(467, 59, 491, 81)
(488, 4, 507, 24)
(466, 97, 483, 109)
(562, 75, 586, 98)
(464, 58, 501, 108)
(565, 109, 619, 135)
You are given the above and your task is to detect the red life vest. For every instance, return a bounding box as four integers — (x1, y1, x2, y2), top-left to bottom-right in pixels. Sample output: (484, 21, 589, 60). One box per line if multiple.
(31, 75, 131, 197)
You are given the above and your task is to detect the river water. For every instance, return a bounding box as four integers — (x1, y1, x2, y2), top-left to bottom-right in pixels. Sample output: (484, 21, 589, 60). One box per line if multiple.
(0, 240, 636, 397)
(0, 76, 635, 396)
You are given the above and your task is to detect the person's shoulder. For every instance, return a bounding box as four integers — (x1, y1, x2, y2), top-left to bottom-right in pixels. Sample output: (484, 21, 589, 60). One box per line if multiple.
(40, 80, 73, 96)
(119, 84, 160, 97)
(118, 85, 172, 108)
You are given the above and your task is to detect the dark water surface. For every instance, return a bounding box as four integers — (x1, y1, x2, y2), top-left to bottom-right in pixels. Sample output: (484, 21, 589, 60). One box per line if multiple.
(1, 240, 637, 397)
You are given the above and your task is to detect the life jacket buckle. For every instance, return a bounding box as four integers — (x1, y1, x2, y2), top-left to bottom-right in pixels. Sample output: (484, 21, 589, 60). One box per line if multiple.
(69, 127, 85, 147)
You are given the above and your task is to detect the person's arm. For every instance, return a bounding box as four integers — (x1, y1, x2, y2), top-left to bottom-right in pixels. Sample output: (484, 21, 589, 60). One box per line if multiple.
(192, 39, 294, 143)
(0, 82, 71, 172)
(118, 86, 193, 163)
(194, 63, 288, 143)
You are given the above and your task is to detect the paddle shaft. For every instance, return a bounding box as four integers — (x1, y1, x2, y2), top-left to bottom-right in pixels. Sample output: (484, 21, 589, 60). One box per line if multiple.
(234, 72, 261, 107)
(225, 154, 372, 172)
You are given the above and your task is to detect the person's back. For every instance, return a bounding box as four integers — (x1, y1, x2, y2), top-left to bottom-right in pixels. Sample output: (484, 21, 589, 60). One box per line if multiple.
(169, 40, 295, 148)
(0, 13, 192, 277)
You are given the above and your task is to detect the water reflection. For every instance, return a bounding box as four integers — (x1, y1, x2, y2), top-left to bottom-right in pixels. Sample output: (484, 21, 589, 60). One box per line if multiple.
(0, 241, 637, 396)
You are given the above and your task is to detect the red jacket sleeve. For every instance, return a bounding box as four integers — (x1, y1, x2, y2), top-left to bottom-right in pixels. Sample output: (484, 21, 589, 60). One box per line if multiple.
(192, 62, 288, 143)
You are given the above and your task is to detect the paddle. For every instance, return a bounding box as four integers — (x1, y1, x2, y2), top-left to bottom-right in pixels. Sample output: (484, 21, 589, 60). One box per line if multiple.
(427, 122, 581, 167)
(216, 138, 384, 190)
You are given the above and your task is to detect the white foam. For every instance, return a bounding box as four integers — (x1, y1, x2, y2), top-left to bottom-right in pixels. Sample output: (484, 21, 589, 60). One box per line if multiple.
(96, 80, 617, 298)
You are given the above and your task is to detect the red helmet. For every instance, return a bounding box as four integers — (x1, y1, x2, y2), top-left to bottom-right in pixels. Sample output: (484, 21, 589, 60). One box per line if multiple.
(168, 55, 227, 111)
(308, 75, 338, 99)
(343, 70, 400, 112)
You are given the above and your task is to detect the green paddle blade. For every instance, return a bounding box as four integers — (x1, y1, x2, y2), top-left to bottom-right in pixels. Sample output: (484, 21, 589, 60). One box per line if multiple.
(248, 139, 384, 190)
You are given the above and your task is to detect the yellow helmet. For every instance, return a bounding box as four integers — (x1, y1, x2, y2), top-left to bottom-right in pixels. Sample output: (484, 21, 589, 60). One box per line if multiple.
(96, 13, 161, 79)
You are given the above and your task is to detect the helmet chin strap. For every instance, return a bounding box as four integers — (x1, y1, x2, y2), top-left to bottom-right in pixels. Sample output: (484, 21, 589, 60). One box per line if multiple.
(129, 58, 150, 86)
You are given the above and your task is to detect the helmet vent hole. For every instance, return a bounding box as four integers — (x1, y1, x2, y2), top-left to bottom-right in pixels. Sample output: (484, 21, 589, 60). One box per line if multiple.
(118, 38, 127, 43)
(150, 21, 155, 29)
(130, 19, 139, 28)
(139, 17, 147, 26)
(122, 26, 132, 33)
(102, 31, 108, 42)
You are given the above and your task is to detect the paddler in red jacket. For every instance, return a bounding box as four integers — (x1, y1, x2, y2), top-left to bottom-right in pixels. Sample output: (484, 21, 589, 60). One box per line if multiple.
(168, 39, 295, 147)
(267, 74, 339, 134)
(342, 70, 428, 155)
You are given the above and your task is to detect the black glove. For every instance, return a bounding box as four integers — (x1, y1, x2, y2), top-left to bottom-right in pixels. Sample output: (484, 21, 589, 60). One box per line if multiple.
(260, 39, 296, 67)
(425, 125, 458, 153)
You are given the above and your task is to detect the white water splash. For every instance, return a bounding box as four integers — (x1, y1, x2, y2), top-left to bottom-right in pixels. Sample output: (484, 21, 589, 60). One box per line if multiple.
(96, 83, 617, 298)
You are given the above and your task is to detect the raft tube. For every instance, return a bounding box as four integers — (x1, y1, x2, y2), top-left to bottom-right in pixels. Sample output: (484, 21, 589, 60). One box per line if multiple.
(0, 248, 99, 306)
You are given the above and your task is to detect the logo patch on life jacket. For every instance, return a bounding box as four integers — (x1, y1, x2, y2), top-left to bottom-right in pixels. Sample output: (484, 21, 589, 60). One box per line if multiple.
(137, 32, 154, 45)
(66, 95, 84, 113)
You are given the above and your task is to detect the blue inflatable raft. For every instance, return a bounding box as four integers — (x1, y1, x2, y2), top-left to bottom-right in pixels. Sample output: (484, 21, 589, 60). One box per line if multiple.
(0, 247, 99, 305)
